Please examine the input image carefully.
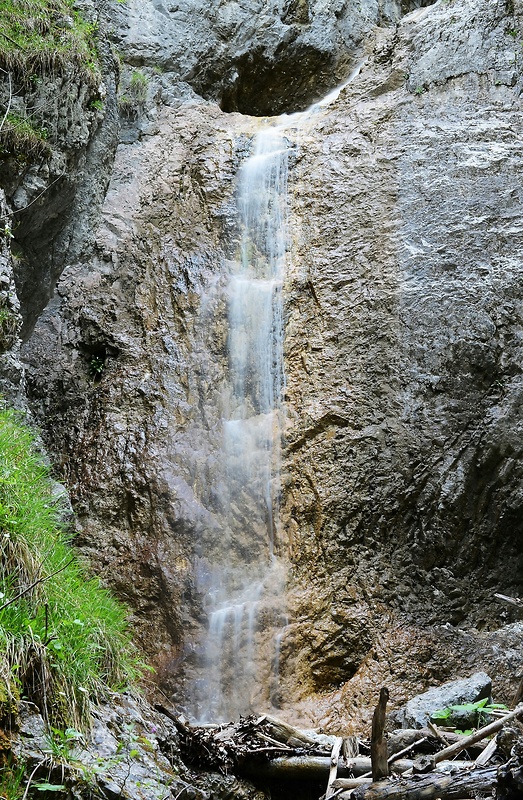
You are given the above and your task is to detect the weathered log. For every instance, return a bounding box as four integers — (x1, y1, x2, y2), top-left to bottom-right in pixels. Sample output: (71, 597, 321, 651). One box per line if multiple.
(332, 778, 373, 790)
(431, 702, 523, 764)
(239, 756, 478, 781)
(347, 766, 498, 800)
(257, 714, 322, 747)
(371, 688, 389, 781)
(321, 761, 474, 790)
(326, 737, 344, 798)
(239, 756, 417, 780)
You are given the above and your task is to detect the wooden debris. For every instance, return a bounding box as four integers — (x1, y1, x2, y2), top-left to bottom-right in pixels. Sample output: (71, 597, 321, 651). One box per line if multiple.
(347, 766, 498, 800)
(240, 756, 417, 780)
(473, 733, 498, 767)
(371, 687, 389, 781)
(343, 736, 360, 762)
(155, 691, 523, 799)
(494, 593, 523, 614)
(326, 737, 344, 798)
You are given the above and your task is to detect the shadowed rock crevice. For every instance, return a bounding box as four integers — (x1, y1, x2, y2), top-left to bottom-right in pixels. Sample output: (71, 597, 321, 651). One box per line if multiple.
(212, 44, 337, 116)
(106, 0, 439, 118)
(199, 1, 439, 115)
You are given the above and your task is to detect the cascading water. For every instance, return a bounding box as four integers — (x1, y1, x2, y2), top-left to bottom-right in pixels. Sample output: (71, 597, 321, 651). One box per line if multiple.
(190, 124, 291, 722)
(189, 63, 365, 722)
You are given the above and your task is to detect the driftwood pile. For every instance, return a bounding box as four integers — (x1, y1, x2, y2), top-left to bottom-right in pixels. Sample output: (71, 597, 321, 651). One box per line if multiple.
(158, 696, 523, 800)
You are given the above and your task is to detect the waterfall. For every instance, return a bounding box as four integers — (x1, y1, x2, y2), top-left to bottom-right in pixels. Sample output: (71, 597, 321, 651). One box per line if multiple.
(188, 63, 365, 723)
(189, 123, 291, 723)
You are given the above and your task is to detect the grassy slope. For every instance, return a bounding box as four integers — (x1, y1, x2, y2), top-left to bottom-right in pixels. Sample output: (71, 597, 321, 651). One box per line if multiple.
(0, 407, 141, 729)
(0, 0, 100, 75)
(0, 0, 102, 157)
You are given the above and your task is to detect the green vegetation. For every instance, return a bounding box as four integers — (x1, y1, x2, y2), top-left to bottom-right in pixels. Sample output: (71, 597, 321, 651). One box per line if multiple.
(0, 304, 19, 352)
(0, 0, 101, 84)
(0, 757, 26, 800)
(119, 69, 148, 117)
(0, 406, 141, 730)
(88, 354, 105, 378)
(0, 111, 51, 159)
(431, 698, 508, 734)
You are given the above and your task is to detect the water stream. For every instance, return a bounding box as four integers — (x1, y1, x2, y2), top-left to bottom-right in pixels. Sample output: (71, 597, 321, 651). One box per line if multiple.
(189, 64, 364, 722)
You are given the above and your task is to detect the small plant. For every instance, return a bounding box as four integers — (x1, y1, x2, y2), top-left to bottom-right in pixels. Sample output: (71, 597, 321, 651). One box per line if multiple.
(414, 85, 426, 95)
(44, 726, 84, 761)
(0, 305, 20, 352)
(0, 113, 51, 160)
(431, 698, 508, 730)
(0, 757, 26, 800)
(129, 70, 148, 102)
(119, 69, 148, 116)
(89, 354, 105, 377)
(90, 99, 104, 111)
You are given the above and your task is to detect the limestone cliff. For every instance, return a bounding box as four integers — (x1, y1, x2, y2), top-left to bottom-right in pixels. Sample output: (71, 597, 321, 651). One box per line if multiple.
(4, 0, 523, 734)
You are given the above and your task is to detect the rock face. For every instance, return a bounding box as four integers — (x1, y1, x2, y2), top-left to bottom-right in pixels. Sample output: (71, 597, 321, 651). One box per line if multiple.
(0, 0, 117, 337)
(106, 0, 433, 114)
(279, 0, 523, 727)
(19, 0, 523, 733)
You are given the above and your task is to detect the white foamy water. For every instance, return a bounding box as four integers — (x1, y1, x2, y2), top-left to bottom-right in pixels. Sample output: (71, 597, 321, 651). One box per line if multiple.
(190, 63, 366, 722)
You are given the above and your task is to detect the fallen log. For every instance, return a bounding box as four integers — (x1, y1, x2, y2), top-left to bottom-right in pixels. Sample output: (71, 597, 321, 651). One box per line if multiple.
(257, 714, 325, 748)
(239, 756, 416, 780)
(239, 755, 472, 781)
(347, 766, 498, 800)
(320, 761, 474, 789)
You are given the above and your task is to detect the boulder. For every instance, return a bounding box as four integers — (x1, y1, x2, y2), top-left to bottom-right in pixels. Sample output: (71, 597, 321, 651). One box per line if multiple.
(387, 672, 492, 729)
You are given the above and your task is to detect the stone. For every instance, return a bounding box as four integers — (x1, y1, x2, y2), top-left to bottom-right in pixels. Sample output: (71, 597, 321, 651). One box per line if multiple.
(15, 0, 523, 738)
(387, 672, 492, 729)
(104, 0, 434, 114)
(12, 694, 263, 800)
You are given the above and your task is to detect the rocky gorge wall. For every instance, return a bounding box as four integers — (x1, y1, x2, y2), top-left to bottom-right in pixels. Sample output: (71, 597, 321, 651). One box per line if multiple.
(8, 0, 523, 733)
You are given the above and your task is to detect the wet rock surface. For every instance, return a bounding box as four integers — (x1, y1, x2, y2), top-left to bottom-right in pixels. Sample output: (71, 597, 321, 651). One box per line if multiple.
(279, 0, 523, 722)
(18, 0, 523, 736)
(11, 697, 265, 800)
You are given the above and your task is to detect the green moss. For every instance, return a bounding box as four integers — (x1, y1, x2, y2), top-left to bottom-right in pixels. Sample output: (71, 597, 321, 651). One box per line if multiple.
(0, 673, 20, 722)
(0, 406, 142, 730)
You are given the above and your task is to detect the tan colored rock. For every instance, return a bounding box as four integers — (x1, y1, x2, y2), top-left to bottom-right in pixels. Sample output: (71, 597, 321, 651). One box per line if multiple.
(22, 0, 523, 729)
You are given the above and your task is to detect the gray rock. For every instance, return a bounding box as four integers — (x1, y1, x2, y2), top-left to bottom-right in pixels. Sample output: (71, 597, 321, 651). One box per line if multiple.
(104, 0, 434, 114)
(388, 672, 492, 729)
(19, 0, 523, 735)
(13, 694, 263, 800)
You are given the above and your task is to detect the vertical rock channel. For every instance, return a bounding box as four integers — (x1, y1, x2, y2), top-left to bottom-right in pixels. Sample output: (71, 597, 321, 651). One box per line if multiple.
(190, 66, 365, 722)
(190, 123, 291, 722)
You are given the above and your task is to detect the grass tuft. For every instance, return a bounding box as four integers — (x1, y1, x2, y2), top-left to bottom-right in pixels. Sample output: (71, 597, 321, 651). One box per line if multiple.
(0, 112, 51, 159)
(0, 0, 101, 85)
(0, 406, 142, 730)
